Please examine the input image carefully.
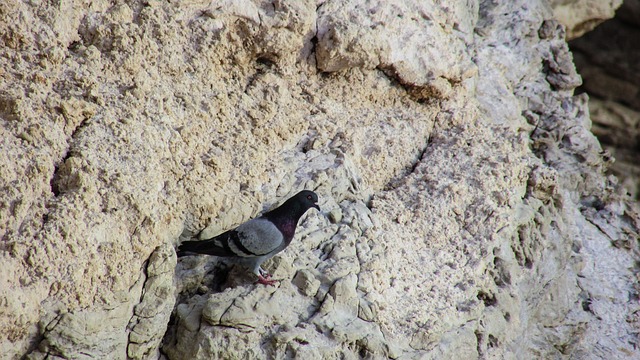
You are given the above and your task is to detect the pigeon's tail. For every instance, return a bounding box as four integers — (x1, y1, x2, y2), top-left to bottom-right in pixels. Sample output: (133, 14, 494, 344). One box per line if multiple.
(177, 238, 231, 257)
(176, 247, 194, 258)
(176, 227, 200, 257)
(177, 240, 209, 257)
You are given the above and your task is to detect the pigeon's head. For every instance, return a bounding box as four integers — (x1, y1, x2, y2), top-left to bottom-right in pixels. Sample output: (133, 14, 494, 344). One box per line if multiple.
(296, 190, 320, 211)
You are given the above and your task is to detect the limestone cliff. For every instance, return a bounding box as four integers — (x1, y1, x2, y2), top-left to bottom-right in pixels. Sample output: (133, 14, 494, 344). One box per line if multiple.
(1, 0, 638, 359)
(569, 0, 640, 201)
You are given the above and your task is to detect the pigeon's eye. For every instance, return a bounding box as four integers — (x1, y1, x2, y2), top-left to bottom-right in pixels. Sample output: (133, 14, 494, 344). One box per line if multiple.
(307, 195, 312, 200)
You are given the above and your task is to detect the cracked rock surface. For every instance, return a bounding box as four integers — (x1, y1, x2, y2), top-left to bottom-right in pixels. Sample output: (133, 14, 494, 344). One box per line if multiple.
(1, 0, 638, 359)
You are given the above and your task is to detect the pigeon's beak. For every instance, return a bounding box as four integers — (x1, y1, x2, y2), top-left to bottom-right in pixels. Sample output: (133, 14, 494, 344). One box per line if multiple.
(313, 203, 320, 211)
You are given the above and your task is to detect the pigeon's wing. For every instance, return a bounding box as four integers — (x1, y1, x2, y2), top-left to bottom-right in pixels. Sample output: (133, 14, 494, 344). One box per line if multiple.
(233, 218, 284, 257)
(177, 218, 284, 258)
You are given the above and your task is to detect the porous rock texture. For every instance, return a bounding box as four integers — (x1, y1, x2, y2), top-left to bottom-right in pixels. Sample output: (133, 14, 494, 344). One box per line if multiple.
(1, 0, 638, 359)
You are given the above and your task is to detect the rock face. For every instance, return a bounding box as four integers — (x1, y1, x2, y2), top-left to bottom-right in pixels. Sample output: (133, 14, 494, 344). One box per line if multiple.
(1, 0, 638, 359)
(550, 0, 623, 39)
(570, 1, 640, 200)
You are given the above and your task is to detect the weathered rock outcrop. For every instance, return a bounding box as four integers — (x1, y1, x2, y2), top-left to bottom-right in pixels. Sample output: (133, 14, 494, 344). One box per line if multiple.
(570, 1, 640, 200)
(1, 0, 638, 359)
(550, 0, 623, 39)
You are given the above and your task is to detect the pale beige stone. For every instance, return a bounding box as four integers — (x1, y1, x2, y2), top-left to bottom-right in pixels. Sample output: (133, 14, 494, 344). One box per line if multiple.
(0, 0, 638, 359)
(550, 0, 622, 39)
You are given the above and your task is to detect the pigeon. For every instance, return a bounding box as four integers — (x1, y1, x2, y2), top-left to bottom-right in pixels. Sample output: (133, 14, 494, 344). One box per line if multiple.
(177, 190, 320, 285)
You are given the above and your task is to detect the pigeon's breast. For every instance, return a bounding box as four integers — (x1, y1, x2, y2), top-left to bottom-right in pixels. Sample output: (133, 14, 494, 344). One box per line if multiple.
(277, 219, 297, 242)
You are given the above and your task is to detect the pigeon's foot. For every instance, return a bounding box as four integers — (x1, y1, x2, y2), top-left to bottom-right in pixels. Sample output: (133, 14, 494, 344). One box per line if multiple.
(257, 273, 278, 286)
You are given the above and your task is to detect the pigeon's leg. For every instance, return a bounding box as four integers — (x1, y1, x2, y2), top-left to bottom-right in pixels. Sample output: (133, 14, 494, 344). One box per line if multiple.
(258, 267, 271, 278)
(257, 274, 278, 285)
(256, 266, 278, 286)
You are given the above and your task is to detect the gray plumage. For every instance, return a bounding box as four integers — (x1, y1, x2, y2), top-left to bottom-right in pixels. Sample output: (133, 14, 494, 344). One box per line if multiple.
(177, 190, 320, 285)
